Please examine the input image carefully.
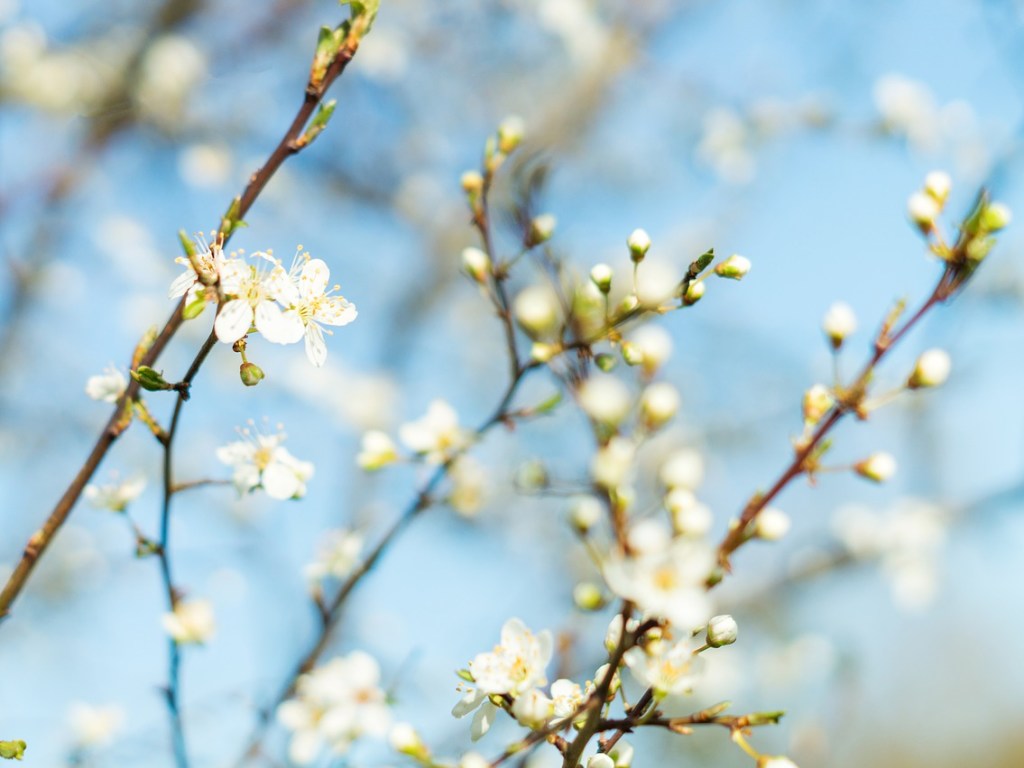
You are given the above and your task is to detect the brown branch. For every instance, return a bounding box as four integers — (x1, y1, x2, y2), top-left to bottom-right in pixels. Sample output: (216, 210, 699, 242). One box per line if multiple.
(0, 14, 366, 624)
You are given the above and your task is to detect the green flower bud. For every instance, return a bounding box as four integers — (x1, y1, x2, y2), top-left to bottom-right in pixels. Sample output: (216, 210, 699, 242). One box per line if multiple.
(130, 366, 172, 392)
(239, 362, 265, 387)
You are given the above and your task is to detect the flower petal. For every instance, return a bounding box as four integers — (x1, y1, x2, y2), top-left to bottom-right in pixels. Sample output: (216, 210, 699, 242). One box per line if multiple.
(214, 299, 254, 343)
(304, 323, 327, 367)
(256, 301, 304, 344)
(314, 296, 357, 327)
(300, 259, 331, 299)
(262, 461, 303, 500)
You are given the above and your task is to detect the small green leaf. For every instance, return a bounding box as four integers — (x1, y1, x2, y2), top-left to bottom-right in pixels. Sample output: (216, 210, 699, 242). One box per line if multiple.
(300, 99, 336, 147)
(220, 196, 247, 239)
(745, 710, 785, 726)
(455, 668, 474, 683)
(178, 230, 197, 258)
(182, 295, 207, 320)
(534, 390, 562, 414)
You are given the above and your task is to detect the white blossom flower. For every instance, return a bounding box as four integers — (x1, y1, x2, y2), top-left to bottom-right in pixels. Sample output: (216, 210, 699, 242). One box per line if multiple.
(399, 400, 471, 464)
(278, 651, 391, 765)
(604, 535, 714, 630)
(623, 635, 702, 699)
(161, 598, 215, 644)
(758, 757, 799, 768)
(214, 252, 303, 346)
(277, 251, 358, 367)
(84, 476, 145, 512)
(454, 618, 553, 740)
(304, 529, 363, 583)
(216, 425, 314, 500)
(169, 236, 225, 300)
(549, 678, 585, 721)
(85, 366, 127, 403)
(68, 702, 125, 748)
(356, 430, 398, 471)
(588, 755, 615, 768)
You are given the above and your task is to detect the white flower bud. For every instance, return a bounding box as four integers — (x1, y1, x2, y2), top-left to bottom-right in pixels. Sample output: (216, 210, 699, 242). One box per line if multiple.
(640, 382, 680, 430)
(982, 202, 1012, 232)
(511, 689, 553, 729)
(855, 451, 897, 483)
(530, 342, 559, 363)
(714, 254, 751, 280)
(757, 757, 799, 768)
(628, 325, 673, 374)
(590, 263, 613, 293)
(579, 376, 632, 426)
(611, 741, 634, 768)
(573, 582, 605, 611)
(659, 447, 704, 490)
(389, 723, 424, 755)
(591, 437, 635, 489)
(666, 491, 713, 537)
(461, 246, 491, 283)
(459, 753, 490, 768)
(634, 260, 680, 308)
(514, 285, 560, 338)
(907, 191, 940, 230)
(706, 614, 738, 647)
(497, 114, 525, 153)
(802, 384, 835, 424)
(683, 280, 706, 305)
(627, 229, 651, 262)
(461, 170, 484, 195)
(588, 755, 615, 768)
(161, 598, 215, 644)
(822, 302, 856, 348)
(621, 342, 644, 367)
(923, 170, 952, 204)
(908, 348, 951, 389)
(754, 507, 790, 541)
(529, 213, 557, 245)
(570, 496, 603, 533)
(356, 430, 398, 471)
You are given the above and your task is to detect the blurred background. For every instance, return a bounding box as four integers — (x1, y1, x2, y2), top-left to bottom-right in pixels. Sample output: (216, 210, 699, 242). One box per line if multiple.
(2, 0, 1024, 766)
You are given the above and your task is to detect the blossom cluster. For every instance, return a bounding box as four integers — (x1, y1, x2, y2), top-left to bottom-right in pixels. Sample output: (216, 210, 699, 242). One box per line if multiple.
(277, 651, 391, 765)
(170, 239, 357, 368)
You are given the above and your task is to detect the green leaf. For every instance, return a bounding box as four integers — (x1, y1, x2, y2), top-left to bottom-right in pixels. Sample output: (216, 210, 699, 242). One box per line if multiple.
(178, 229, 197, 258)
(219, 196, 247, 239)
(534, 390, 562, 414)
(300, 99, 336, 147)
(0, 741, 26, 760)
